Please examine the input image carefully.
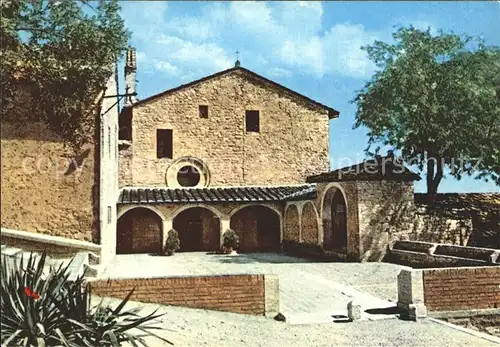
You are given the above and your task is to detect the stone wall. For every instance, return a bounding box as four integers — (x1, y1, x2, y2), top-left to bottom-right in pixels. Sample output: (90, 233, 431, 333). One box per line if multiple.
(119, 69, 330, 188)
(1, 228, 101, 259)
(356, 181, 415, 262)
(410, 209, 473, 246)
(89, 275, 269, 315)
(301, 202, 319, 245)
(1, 87, 98, 242)
(283, 204, 300, 242)
(387, 240, 499, 268)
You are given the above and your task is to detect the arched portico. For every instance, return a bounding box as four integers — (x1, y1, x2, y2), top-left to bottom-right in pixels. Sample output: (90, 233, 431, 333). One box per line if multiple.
(321, 184, 348, 251)
(230, 205, 281, 252)
(173, 207, 221, 252)
(116, 207, 163, 254)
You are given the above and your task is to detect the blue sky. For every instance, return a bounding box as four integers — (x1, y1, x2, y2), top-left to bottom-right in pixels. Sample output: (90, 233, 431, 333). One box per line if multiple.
(118, 1, 500, 193)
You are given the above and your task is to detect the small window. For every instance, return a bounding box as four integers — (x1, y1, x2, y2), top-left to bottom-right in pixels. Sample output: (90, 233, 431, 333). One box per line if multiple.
(177, 165, 201, 187)
(245, 110, 260, 132)
(107, 206, 112, 224)
(199, 105, 209, 118)
(157, 129, 173, 159)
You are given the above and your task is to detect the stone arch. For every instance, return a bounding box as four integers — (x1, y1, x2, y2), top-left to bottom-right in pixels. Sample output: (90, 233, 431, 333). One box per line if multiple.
(301, 202, 320, 245)
(117, 204, 166, 221)
(321, 184, 348, 251)
(171, 204, 225, 220)
(173, 207, 221, 252)
(116, 207, 163, 254)
(230, 205, 281, 252)
(228, 203, 282, 218)
(284, 204, 300, 242)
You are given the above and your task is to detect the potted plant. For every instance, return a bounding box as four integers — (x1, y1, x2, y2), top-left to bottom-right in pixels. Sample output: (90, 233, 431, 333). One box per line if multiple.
(222, 229, 239, 255)
(165, 229, 180, 256)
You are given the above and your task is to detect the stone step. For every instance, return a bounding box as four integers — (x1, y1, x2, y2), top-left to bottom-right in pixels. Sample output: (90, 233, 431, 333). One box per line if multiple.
(1, 245, 98, 281)
(1, 246, 23, 258)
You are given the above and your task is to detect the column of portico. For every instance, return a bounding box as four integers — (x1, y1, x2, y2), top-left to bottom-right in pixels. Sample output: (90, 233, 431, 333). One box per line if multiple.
(220, 215, 230, 247)
(162, 219, 173, 252)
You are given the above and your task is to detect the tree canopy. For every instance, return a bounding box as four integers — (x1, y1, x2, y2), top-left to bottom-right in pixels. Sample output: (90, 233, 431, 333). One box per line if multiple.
(352, 26, 500, 196)
(1, 0, 129, 150)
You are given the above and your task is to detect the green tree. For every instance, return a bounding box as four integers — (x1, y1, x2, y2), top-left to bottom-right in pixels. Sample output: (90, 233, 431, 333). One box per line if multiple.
(352, 26, 500, 197)
(1, 0, 129, 150)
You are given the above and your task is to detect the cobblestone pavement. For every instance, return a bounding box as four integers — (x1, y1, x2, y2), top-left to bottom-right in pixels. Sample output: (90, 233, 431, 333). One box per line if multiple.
(102, 252, 408, 324)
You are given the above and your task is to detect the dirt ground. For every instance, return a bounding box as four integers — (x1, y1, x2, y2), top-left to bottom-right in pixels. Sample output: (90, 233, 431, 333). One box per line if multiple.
(444, 315, 500, 338)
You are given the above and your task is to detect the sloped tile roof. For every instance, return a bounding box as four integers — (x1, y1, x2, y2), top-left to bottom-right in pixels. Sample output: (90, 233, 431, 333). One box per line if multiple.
(306, 155, 421, 183)
(118, 184, 317, 204)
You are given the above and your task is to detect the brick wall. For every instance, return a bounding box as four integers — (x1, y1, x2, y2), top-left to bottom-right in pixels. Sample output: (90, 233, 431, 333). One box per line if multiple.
(120, 69, 330, 188)
(89, 275, 266, 315)
(423, 267, 500, 312)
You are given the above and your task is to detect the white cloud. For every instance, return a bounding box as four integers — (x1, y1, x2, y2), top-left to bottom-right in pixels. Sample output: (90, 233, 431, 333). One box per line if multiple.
(154, 60, 179, 75)
(121, 1, 381, 80)
(268, 67, 292, 78)
(166, 17, 216, 41)
(156, 35, 233, 72)
(120, 2, 231, 79)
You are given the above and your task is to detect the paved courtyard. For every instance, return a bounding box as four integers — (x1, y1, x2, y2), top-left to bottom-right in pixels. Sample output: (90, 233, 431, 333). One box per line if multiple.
(102, 252, 408, 324)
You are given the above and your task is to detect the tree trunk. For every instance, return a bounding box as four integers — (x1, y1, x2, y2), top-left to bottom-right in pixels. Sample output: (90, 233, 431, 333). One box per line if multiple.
(426, 156, 444, 200)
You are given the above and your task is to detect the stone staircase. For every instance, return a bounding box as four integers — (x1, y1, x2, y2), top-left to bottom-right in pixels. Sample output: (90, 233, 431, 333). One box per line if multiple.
(1, 244, 100, 280)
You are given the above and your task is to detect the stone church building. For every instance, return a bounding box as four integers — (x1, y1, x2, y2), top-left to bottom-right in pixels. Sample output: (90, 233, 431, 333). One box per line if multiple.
(3, 47, 454, 267)
(114, 48, 421, 262)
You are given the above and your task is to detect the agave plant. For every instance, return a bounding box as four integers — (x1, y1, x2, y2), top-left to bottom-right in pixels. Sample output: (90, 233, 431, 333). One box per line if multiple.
(1, 251, 173, 346)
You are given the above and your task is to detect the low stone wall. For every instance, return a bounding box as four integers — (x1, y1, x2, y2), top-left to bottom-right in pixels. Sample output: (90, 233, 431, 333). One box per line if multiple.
(386, 241, 499, 268)
(88, 274, 279, 317)
(397, 267, 500, 319)
(1, 228, 101, 259)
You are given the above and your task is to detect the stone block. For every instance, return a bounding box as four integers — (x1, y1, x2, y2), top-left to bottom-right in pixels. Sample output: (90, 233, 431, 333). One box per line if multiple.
(397, 269, 424, 308)
(347, 301, 362, 321)
(264, 274, 280, 318)
(408, 303, 427, 322)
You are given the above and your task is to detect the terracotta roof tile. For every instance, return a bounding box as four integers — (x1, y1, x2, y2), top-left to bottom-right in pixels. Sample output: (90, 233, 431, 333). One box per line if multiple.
(306, 155, 421, 183)
(118, 184, 317, 204)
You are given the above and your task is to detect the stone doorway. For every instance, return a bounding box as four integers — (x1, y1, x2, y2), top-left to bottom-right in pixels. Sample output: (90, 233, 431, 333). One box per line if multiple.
(230, 205, 281, 252)
(173, 207, 221, 252)
(116, 208, 163, 254)
(322, 188, 348, 251)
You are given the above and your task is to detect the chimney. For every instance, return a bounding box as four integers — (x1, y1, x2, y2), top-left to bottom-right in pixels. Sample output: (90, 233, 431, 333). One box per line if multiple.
(124, 47, 137, 104)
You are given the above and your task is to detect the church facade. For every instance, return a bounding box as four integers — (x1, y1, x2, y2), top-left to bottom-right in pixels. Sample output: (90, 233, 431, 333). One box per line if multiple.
(113, 48, 420, 262)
